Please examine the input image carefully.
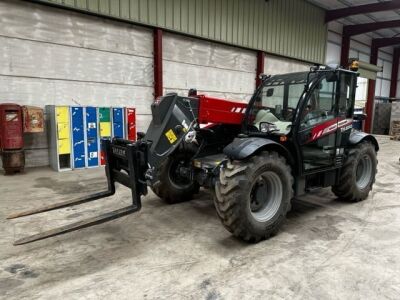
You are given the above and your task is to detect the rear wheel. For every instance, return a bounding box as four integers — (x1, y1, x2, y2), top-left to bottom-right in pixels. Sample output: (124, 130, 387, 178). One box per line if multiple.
(214, 151, 293, 242)
(151, 152, 199, 204)
(332, 141, 377, 202)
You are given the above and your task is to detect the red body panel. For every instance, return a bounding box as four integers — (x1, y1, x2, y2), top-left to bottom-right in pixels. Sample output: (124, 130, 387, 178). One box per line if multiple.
(197, 95, 247, 125)
(309, 117, 353, 143)
(126, 108, 136, 141)
(0, 104, 23, 150)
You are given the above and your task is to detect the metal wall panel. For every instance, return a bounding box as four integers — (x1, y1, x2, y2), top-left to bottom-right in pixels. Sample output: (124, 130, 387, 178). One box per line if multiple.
(0, 37, 153, 86)
(0, 1, 153, 58)
(0, 0, 154, 167)
(30, 0, 327, 63)
(381, 80, 390, 98)
(264, 54, 311, 75)
(163, 32, 256, 101)
(325, 42, 341, 65)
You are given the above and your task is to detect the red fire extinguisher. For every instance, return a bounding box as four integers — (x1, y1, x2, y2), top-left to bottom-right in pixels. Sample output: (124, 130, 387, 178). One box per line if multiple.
(0, 104, 25, 174)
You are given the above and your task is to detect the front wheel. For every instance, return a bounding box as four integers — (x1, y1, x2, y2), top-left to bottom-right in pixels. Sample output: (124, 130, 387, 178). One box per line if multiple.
(214, 151, 293, 242)
(151, 151, 199, 204)
(332, 141, 377, 202)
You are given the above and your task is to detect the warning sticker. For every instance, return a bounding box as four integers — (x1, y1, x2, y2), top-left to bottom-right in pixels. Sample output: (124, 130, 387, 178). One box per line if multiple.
(165, 129, 177, 144)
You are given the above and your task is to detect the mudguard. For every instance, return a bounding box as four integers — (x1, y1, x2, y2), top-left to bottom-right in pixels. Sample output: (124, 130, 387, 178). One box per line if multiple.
(349, 131, 379, 151)
(223, 137, 294, 164)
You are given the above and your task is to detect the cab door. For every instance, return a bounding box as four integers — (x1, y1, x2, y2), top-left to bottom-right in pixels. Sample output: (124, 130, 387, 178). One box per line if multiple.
(297, 75, 339, 171)
(335, 71, 357, 157)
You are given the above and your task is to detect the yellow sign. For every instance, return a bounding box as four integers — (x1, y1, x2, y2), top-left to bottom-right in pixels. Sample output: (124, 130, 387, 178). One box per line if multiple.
(165, 129, 177, 144)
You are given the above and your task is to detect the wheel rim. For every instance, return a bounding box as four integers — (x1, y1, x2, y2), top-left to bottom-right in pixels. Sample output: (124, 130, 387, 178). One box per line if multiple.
(168, 158, 192, 189)
(355, 154, 373, 190)
(250, 171, 283, 222)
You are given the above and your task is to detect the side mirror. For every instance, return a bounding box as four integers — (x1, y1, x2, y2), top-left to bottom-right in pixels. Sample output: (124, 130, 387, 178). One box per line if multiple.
(266, 88, 274, 97)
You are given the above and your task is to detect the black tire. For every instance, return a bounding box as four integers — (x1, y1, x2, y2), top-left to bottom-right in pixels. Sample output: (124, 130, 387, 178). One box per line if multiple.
(214, 151, 293, 243)
(332, 141, 377, 202)
(151, 152, 199, 204)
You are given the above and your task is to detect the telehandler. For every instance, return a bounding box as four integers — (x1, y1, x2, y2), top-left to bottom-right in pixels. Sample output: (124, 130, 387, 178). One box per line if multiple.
(9, 64, 378, 245)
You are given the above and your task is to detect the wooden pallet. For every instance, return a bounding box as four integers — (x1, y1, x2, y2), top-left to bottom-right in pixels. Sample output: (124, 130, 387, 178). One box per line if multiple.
(390, 121, 400, 140)
(390, 135, 400, 141)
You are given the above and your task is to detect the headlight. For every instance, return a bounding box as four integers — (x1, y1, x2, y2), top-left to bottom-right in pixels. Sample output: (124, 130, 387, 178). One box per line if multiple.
(259, 122, 277, 133)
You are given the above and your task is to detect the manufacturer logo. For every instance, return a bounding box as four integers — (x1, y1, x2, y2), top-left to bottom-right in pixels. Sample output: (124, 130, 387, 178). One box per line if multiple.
(310, 118, 353, 142)
(112, 147, 126, 157)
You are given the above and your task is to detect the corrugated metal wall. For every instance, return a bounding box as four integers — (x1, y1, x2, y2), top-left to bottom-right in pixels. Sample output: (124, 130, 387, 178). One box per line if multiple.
(31, 0, 327, 64)
(264, 54, 311, 75)
(0, 0, 154, 167)
(163, 32, 256, 101)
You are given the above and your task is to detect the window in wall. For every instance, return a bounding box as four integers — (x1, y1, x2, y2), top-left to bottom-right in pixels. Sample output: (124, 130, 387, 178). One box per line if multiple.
(380, 79, 391, 98)
(375, 78, 382, 97)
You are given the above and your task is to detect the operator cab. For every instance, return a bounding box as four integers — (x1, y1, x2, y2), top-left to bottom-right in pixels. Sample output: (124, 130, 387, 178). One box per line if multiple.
(245, 66, 358, 173)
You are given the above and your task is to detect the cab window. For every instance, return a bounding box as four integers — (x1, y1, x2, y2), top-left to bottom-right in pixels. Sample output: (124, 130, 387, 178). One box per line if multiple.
(300, 77, 336, 129)
(338, 72, 356, 117)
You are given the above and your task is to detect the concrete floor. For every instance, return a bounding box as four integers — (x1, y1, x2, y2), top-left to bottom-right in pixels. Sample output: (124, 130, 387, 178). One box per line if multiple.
(0, 136, 399, 299)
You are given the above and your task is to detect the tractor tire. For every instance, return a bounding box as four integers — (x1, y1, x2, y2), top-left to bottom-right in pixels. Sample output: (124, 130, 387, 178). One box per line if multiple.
(214, 151, 293, 243)
(332, 141, 377, 202)
(151, 151, 199, 204)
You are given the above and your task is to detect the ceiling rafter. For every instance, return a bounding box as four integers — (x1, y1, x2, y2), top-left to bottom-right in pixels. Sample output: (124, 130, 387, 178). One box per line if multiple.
(343, 20, 400, 36)
(325, 0, 400, 23)
(370, 37, 400, 64)
(371, 37, 400, 49)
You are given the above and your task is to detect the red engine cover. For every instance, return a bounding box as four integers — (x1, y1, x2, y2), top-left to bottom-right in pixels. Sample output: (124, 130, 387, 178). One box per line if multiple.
(0, 103, 23, 150)
(197, 95, 247, 125)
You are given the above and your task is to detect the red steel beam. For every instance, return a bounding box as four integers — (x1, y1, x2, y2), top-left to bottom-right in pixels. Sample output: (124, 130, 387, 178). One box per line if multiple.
(390, 48, 400, 98)
(366, 79, 375, 133)
(365, 39, 387, 134)
(256, 51, 265, 88)
(340, 35, 351, 67)
(153, 29, 163, 98)
(365, 45, 379, 133)
(372, 37, 400, 48)
(326, 1, 400, 23)
(343, 20, 400, 37)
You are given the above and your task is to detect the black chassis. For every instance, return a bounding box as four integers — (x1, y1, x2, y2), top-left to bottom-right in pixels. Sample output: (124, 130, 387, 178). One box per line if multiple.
(220, 66, 379, 196)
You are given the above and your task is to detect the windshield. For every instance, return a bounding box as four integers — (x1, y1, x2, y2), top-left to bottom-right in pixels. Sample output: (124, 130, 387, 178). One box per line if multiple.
(249, 72, 310, 134)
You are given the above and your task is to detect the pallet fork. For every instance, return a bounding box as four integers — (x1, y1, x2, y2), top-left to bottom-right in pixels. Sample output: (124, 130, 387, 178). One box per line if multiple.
(8, 139, 150, 245)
